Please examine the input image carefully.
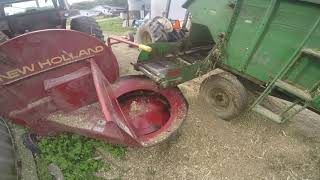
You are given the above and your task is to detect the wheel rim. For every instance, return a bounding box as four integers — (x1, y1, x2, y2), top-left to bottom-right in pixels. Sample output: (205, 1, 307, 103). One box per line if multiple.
(209, 88, 230, 109)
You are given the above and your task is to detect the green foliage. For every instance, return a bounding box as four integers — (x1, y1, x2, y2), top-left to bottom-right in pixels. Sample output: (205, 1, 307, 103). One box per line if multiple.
(96, 0, 127, 6)
(36, 157, 54, 180)
(71, 0, 127, 10)
(98, 17, 135, 35)
(37, 134, 126, 180)
(71, 1, 96, 10)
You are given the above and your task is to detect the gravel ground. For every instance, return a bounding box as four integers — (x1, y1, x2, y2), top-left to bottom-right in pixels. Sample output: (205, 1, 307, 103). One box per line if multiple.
(100, 44, 320, 180)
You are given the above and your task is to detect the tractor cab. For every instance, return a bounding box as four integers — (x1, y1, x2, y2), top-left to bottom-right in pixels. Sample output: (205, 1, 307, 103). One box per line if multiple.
(0, 0, 78, 38)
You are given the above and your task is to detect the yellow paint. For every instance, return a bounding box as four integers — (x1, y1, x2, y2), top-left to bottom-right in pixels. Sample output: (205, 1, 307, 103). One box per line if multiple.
(138, 44, 153, 53)
(0, 46, 105, 83)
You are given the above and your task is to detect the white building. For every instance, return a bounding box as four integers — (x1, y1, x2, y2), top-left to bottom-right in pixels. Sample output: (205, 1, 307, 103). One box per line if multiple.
(91, 5, 126, 16)
(79, 10, 100, 17)
(128, 0, 150, 11)
(127, 0, 187, 20)
(127, 0, 150, 19)
(151, 0, 187, 20)
(91, 6, 112, 15)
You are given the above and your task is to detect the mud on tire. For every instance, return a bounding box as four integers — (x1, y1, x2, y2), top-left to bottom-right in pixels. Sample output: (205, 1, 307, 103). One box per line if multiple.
(135, 17, 169, 44)
(70, 16, 105, 42)
(199, 72, 249, 120)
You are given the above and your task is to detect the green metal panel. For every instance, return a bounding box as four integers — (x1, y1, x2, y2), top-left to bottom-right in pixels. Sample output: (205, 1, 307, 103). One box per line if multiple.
(225, 0, 320, 111)
(186, 0, 234, 40)
(184, 0, 320, 112)
(245, 2, 319, 81)
(187, 23, 215, 46)
(138, 42, 182, 62)
(300, 0, 320, 4)
(313, 96, 320, 111)
(285, 54, 320, 91)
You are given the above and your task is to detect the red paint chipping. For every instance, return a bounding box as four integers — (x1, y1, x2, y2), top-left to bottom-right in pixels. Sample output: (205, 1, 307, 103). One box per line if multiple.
(167, 69, 182, 78)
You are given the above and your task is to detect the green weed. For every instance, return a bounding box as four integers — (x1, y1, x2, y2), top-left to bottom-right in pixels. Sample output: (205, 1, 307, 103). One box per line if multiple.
(98, 17, 135, 36)
(36, 134, 126, 180)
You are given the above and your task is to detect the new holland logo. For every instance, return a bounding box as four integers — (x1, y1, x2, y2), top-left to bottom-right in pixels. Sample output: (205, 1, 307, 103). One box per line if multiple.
(0, 46, 104, 85)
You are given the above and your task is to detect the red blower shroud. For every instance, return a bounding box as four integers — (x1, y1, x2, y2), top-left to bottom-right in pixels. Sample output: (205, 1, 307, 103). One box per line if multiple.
(0, 30, 188, 147)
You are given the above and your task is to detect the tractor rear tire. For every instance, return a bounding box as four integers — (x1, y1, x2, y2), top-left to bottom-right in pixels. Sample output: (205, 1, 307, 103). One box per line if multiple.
(199, 72, 249, 120)
(135, 17, 168, 44)
(0, 118, 19, 179)
(70, 16, 105, 42)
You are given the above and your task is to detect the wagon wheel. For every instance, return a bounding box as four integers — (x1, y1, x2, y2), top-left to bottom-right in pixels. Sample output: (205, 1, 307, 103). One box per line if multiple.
(199, 72, 249, 120)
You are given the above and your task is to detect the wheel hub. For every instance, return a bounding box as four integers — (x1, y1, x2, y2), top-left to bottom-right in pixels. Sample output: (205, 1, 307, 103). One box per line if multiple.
(211, 89, 230, 108)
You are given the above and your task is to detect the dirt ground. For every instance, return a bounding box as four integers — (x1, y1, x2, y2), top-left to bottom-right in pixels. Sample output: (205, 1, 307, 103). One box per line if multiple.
(100, 44, 320, 180)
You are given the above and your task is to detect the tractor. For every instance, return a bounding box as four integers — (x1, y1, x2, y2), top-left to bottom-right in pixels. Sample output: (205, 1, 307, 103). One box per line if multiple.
(0, 0, 104, 42)
(135, 0, 190, 44)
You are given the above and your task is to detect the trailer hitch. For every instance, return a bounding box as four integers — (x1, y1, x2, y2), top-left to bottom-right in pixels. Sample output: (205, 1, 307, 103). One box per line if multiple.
(107, 36, 153, 52)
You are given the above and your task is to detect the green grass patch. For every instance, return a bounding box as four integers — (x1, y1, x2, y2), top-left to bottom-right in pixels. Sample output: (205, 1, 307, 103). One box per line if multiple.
(98, 17, 135, 36)
(36, 134, 126, 180)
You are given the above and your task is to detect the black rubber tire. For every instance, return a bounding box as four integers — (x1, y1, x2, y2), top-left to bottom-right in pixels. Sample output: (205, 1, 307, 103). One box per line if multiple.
(135, 17, 168, 44)
(0, 118, 19, 180)
(167, 30, 186, 42)
(70, 16, 105, 42)
(199, 72, 249, 120)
